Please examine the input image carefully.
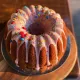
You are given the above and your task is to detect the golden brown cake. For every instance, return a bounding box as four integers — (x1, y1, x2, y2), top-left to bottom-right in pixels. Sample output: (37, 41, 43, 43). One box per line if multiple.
(4, 5, 67, 73)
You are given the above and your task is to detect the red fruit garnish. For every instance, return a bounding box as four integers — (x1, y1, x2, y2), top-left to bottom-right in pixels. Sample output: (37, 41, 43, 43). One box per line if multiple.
(16, 9, 19, 13)
(22, 27, 27, 30)
(11, 21, 15, 24)
(20, 31, 25, 38)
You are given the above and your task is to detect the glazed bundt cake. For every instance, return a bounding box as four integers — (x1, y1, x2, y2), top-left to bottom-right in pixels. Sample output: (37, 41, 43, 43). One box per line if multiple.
(4, 5, 67, 73)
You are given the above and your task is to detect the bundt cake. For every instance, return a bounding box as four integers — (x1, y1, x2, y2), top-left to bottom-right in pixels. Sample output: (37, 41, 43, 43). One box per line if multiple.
(4, 5, 67, 73)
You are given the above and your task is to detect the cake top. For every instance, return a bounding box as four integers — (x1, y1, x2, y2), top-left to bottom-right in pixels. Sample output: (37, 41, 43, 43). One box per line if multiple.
(7, 5, 63, 41)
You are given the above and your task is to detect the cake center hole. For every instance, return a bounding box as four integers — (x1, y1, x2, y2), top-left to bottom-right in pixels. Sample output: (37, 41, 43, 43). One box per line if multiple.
(28, 16, 55, 35)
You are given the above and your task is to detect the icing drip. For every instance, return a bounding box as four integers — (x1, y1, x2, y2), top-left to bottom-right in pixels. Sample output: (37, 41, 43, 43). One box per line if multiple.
(23, 6, 32, 17)
(55, 27, 66, 52)
(38, 35, 46, 51)
(24, 35, 31, 63)
(44, 34, 56, 46)
(49, 13, 63, 30)
(30, 5, 38, 22)
(50, 31, 63, 53)
(55, 27, 65, 36)
(18, 14, 26, 24)
(8, 17, 25, 31)
(30, 5, 36, 15)
(56, 18, 63, 29)
(23, 6, 34, 28)
(56, 13, 61, 19)
(49, 9, 56, 15)
(30, 35, 40, 71)
(11, 12, 26, 24)
(23, 6, 33, 21)
(17, 9, 31, 29)
(43, 34, 56, 66)
(5, 29, 12, 40)
(25, 39, 29, 63)
(11, 13, 18, 19)
(17, 9, 27, 19)
(43, 7, 49, 13)
(15, 41, 24, 66)
(49, 31, 59, 43)
(11, 35, 20, 65)
(37, 5, 43, 11)
(35, 5, 43, 16)
(8, 21, 16, 31)
(48, 31, 65, 63)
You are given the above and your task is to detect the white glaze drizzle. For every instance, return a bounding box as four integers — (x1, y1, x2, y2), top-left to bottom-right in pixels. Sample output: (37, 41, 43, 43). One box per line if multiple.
(44, 34, 56, 46)
(23, 6, 33, 21)
(17, 9, 27, 19)
(25, 39, 29, 63)
(23, 6, 34, 28)
(49, 32, 60, 63)
(56, 18, 63, 29)
(23, 7, 32, 17)
(43, 34, 56, 66)
(42, 7, 49, 13)
(18, 9, 31, 28)
(11, 13, 18, 19)
(37, 35, 47, 69)
(55, 27, 66, 52)
(30, 35, 40, 71)
(55, 27, 65, 36)
(15, 41, 24, 66)
(30, 5, 36, 15)
(51, 31, 63, 53)
(35, 5, 43, 16)
(5, 29, 12, 40)
(48, 31, 64, 62)
(8, 21, 16, 31)
(11, 35, 21, 65)
(50, 13, 63, 29)
(24, 35, 31, 63)
(49, 9, 56, 15)
(37, 5, 43, 11)
(38, 35, 46, 51)
(49, 31, 59, 43)
(11, 12, 26, 24)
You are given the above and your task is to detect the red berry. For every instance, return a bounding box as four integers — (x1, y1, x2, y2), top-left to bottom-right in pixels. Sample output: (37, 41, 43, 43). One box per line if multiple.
(16, 9, 19, 13)
(11, 21, 15, 24)
(20, 31, 25, 38)
(22, 27, 26, 30)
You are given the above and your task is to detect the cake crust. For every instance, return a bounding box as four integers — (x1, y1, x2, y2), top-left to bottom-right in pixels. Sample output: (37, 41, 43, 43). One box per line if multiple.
(4, 5, 67, 73)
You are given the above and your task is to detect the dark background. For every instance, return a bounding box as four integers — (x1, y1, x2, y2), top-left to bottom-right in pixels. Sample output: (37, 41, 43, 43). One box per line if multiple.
(66, 1, 80, 80)
(69, 0, 80, 62)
